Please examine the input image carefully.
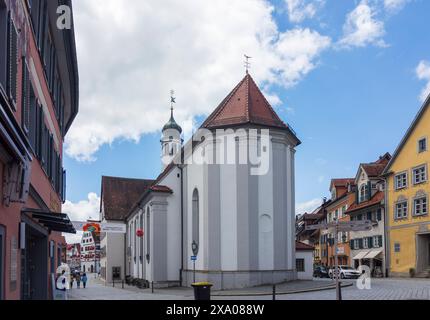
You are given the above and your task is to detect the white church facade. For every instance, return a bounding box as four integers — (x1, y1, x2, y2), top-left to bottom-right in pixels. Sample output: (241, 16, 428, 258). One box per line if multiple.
(103, 73, 301, 289)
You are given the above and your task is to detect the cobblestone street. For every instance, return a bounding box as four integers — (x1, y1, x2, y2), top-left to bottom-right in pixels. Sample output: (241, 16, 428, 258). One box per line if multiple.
(67, 276, 430, 300)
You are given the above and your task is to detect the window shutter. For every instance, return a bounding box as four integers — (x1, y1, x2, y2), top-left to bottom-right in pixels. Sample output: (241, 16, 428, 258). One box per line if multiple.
(21, 60, 30, 133)
(8, 16, 18, 106)
(358, 239, 363, 249)
(36, 104, 43, 158)
(367, 212, 372, 221)
(378, 235, 383, 248)
(355, 186, 359, 204)
(366, 181, 371, 200)
(368, 237, 374, 248)
(377, 209, 382, 221)
(29, 86, 37, 149)
(61, 169, 66, 203)
(350, 240, 354, 250)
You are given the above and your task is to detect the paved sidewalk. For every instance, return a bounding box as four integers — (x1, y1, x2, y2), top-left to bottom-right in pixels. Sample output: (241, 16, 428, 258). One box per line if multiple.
(67, 276, 430, 300)
(68, 276, 350, 300)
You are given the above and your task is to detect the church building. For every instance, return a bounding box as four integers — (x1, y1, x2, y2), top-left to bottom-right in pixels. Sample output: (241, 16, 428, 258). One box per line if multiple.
(106, 72, 300, 289)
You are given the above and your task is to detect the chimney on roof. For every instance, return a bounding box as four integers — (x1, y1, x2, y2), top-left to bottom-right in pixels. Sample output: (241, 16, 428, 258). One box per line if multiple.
(322, 197, 327, 204)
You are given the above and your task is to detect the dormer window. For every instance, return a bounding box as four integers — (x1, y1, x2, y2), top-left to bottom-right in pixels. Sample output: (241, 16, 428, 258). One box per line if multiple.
(418, 138, 427, 153)
(359, 184, 368, 203)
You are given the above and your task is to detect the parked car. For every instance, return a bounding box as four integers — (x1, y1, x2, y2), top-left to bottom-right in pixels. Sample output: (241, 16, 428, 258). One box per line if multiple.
(329, 266, 361, 279)
(313, 266, 329, 278)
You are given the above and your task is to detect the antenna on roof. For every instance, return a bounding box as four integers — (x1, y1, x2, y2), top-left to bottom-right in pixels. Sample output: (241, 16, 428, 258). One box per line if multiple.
(244, 54, 252, 74)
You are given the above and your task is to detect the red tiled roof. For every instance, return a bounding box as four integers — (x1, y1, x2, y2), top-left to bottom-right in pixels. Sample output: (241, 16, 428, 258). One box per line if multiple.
(101, 176, 155, 220)
(345, 191, 384, 214)
(330, 178, 355, 188)
(201, 73, 296, 135)
(361, 153, 391, 177)
(296, 241, 314, 251)
(149, 185, 173, 193)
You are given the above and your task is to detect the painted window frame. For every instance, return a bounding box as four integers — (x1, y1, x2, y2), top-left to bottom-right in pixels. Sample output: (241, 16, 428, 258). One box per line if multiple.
(363, 237, 369, 249)
(412, 164, 427, 185)
(359, 184, 368, 203)
(394, 171, 408, 190)
(394, 200, 408, 220)
(413, 194, 428, 217)
(418, 137, 427, 153)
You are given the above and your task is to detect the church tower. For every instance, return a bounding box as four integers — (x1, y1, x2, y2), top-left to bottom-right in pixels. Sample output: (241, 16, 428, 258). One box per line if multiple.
(161, 91, 182, 169)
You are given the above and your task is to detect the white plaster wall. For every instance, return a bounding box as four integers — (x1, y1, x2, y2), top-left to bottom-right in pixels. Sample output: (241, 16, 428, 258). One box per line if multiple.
(258, 136, 274, 270)
(105, 232, 125, 281)
(296, 251, 313, 280)
(157, 167, 182, 280)
(185, 158, 205, 271)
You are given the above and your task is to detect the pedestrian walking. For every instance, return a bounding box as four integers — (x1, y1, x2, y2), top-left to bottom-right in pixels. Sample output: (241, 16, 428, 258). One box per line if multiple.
(70, 273, 74, 289)
(82, 273, 88, 289)
(76, 272, 81, 289)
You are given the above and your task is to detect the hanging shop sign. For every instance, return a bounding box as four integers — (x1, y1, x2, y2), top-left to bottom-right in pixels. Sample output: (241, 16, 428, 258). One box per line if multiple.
(72, 221, 126, 234)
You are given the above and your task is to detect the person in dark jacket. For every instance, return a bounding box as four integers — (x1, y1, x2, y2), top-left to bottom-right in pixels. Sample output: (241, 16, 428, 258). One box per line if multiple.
(76, 272, 81, 288)
(82, 273, 88, 289)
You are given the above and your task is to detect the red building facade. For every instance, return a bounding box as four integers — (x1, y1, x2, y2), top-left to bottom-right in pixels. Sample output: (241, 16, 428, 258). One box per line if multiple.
(0, 0, 78, 300)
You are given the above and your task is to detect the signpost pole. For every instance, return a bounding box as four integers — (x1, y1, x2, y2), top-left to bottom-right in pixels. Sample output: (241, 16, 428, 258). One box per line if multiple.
(193, 260, 196, 283)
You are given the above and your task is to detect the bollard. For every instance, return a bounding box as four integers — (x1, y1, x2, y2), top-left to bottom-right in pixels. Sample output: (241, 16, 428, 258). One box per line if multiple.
(151, 281, 154, 293)
(272, 284, 276, 301)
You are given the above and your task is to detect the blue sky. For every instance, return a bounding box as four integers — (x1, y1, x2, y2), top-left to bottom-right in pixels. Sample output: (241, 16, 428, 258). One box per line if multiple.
(63, 0, 430, 223)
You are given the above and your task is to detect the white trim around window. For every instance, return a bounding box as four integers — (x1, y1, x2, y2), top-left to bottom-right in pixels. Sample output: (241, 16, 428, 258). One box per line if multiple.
(395, 200, 408, 220)
(413, 195, 428, 217)
(412, 164, 427, 185)
(394, 171, 408, 190)
(418, 137, 427, 153)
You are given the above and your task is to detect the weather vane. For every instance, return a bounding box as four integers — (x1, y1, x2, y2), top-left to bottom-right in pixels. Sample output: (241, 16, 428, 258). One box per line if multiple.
(244, 54, 252, 74)
(170, 89, 176, 111)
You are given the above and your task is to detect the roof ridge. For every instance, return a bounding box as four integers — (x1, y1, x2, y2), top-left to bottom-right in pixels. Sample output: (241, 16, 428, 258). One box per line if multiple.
(247, 75, 286, 126)
(201, 75, 248, 128)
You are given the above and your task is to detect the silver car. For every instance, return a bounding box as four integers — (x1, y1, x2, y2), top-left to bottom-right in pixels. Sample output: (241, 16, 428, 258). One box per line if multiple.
(329, 266, 361, 279)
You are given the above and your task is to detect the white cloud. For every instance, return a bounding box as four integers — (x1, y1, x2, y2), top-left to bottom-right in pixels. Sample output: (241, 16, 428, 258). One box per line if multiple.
(66, 0, 331, 161)
(416, 60, 430, 102)
(296, 198, 322, 215)
(338, 0, 387, 49)
(62, 193, 101, 243)
(284, 0, 325, 23)
(383, 0, 410, 13)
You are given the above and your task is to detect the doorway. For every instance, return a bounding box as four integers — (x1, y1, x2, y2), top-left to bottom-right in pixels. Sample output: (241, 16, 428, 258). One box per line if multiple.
(416, 233, 430, 273)
(21, 223, 48, 300)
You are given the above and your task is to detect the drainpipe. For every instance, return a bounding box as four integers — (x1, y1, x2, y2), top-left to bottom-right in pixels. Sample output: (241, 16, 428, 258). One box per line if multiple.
(383, 177, 389, 277)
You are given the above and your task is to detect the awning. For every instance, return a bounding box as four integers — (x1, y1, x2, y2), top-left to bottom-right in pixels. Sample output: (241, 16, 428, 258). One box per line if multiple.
(352, 251, 369, 260)
(22, 208, 76, 234)
(363, 249, 383, 259)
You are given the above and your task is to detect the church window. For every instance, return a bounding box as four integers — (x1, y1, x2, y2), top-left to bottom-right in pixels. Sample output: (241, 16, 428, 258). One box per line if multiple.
(192, 188, 200, 254)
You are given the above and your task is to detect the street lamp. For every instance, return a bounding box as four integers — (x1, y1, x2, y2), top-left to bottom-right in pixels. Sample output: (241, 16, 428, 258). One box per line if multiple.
(192, 241, 199, 256)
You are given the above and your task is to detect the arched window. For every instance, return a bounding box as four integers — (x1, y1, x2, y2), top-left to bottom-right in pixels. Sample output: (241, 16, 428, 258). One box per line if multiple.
(192, 188, 199, 255)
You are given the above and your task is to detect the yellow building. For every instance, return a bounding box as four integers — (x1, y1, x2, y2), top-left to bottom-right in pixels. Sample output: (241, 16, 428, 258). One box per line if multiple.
(383, 95, 430, 277)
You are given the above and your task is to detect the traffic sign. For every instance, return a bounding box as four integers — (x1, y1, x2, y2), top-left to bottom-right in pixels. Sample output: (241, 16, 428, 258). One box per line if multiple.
(191, 256, 197, 261)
